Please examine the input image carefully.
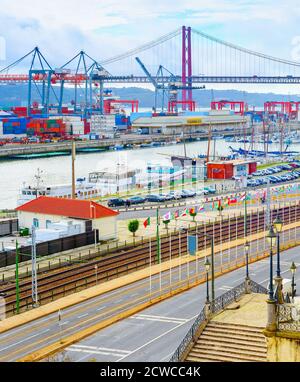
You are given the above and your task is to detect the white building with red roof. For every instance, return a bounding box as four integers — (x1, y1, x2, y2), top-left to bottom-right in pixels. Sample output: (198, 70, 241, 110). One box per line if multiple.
(16, 196, 119, 241)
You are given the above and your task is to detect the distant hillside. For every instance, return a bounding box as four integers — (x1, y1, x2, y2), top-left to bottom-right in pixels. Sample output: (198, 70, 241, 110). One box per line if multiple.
(0, 84, 299, 109)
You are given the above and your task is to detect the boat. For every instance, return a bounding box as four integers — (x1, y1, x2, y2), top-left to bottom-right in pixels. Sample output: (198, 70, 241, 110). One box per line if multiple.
(18, 171, 102, 206)
(212, 135, 224, 140)
(229, 146, 299, 157)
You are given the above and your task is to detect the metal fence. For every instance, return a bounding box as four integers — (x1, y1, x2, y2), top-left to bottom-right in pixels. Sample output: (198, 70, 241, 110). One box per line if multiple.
(0, 230, 98, 268)
(169, 280, 267, 362)
(0, 219, 18, 237)
(277, 304, 300, 332)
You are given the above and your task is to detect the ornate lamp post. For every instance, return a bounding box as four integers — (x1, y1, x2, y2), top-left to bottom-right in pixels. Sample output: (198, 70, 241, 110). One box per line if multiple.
(204, 258, 211, 304)
(290, 262, 297, 302)
(266, 225, 277, 332)
(204, 257, 211, 318)
(244, 240, 250, 293)
(273, 216, 284, 303)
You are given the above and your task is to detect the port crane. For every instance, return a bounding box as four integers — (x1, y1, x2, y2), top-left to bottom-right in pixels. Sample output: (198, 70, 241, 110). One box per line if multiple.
(135, 57, 204, 112)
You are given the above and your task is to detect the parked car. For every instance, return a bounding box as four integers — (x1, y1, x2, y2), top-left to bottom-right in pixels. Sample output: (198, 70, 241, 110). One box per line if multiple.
(107, 198, 125, 207)
(126, 196, 146, 205)
(169, 191, 182, 200)
(146, 194, 166, 203)
(181, 189, 196, 198)
(204, 186, 216, 194)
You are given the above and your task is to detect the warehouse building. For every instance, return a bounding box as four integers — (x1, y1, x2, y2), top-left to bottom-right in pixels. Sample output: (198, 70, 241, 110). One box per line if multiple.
(207, 159, 257, 179)
(16, 196, 119, 241)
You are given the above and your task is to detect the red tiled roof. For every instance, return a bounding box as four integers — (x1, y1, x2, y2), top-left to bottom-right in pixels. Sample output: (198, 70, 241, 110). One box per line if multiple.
(16, 196, 119, 219)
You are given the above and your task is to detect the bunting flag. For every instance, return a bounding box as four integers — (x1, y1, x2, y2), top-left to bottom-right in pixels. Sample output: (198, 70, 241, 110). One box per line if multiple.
(189, 207, 196, 214)
(198, 204, 205, 212)
(174, 210, 180, 219)
(181, 208, 189, 217)
(163, 211, 172, 221)
(239, 192, 246, 201)
(143, 217, 151, 228)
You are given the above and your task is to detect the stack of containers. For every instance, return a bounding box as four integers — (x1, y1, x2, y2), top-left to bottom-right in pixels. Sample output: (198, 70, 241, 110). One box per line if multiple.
(11, 107, 28, 117)
(26, 118, 66, 136)
(0, 117, 27, 137)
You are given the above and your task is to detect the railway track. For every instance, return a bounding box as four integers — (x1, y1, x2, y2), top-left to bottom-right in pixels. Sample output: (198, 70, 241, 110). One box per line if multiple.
(1, 203, 299, 316)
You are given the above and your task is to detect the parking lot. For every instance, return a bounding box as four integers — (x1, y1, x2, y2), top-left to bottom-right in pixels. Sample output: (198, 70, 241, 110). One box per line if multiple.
(247, 161, 300, 187)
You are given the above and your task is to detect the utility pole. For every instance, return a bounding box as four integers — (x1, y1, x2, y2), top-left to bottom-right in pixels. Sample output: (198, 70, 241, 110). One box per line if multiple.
(31, 225, 38, 307)
(156, 208, 161, 263)
(15, 241, 20, 314)
(71, 140, 76, 199)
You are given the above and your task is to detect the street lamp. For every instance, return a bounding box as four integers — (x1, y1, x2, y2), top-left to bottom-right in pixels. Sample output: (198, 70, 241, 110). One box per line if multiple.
(244, 240, 250, 280)
(204, 258, 211, 303)
(273, 216, 284, 303)
(290, 262, 297, 301)
(267, 225, 277, 301)
(204, 234, 215, 301)
(273, 216, 283, 278)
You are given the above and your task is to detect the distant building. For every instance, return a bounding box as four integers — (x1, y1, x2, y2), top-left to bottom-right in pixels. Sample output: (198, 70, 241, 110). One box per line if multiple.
(16, 196, 119, 241)
(207, 159, 257, 179)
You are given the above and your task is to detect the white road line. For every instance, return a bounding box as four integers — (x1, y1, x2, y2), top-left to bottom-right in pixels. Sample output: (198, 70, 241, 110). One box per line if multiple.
(60, 321, 69, 326)
(71, 344, 130, 354)
(131, 316, 187, 324)
(96, 306, 107, 311)
(0, 329, 50, 352)
(68, 348, 125, 357)
(116, 314, 198, 362)
(77, 313, 89, 319)
(136, 314, 189, 322)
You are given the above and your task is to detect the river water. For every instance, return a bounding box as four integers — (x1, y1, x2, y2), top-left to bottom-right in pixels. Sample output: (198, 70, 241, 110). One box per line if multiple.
(0, 139, 297, 209)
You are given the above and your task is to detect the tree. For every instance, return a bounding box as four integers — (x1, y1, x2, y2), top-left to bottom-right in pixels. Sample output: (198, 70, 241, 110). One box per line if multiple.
(128, 219, 139, 237)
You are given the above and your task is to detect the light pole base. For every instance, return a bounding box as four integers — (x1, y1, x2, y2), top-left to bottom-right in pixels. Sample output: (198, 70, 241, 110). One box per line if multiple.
(205, 301, 211, 320)
(245, 277, 251, 294)
(266, 299, 277, 332)
(274, 276, 284, 304)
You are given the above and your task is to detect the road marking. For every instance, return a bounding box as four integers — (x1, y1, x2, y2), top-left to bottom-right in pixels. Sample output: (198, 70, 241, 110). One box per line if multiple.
(60, 321, 69, 326)
(70, 344, 131, 354)
(133, 314, 189, 323)
(68, 348, 125, 357)
(96, 306, 107, 311)
(77, 313, 89, 319)
(218, 285, 232, 291)
(0, 329, 50, 352)
(116, 315, 198, 362)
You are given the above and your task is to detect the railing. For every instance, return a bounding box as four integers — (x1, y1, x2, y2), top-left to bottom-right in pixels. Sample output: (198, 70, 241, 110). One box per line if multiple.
(249, 279, 268, 294)
(169, 279, 267, 362)
(169, 307, 206, 363)
(277, 304, 300, 332)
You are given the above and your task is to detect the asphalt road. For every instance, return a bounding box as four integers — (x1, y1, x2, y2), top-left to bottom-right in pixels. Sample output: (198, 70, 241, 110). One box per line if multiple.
(0, 227, 299, 362)
(60, 246, 300, 363)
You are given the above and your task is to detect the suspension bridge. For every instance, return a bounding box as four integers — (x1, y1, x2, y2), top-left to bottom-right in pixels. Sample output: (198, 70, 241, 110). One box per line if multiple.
(1, 26, 300, 117)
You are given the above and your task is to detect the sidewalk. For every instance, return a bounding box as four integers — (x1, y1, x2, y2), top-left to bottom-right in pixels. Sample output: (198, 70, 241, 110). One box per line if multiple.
(0, 199, 298, 282)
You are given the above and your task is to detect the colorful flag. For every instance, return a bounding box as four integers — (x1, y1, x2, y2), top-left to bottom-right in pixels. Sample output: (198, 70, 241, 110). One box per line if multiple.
(198, 204, 205, 212)
(163, 211, 171, 221)
(181, 208, 189, 217)
(189, 207, 196, 214)
(239, 192, 246, 201)
(174, 210, 180, 219)
(143, 217, 151, 228)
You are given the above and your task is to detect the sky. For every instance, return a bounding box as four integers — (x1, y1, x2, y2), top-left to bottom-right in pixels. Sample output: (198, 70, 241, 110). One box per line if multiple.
(1, 0, 300, 93)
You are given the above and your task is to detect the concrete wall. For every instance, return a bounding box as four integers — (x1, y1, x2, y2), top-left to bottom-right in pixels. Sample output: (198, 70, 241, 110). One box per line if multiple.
(93, 216, 118, 241)
(265, 332, 300, 362)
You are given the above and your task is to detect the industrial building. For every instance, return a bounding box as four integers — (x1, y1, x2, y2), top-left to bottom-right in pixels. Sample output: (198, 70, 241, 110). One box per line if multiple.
(207, 159, 257, 179)
(16, 196, 119, 241)
(130, 110, 250, 135)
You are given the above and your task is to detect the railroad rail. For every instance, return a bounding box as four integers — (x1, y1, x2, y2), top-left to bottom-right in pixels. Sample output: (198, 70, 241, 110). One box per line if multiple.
(0, 203, 299, 316)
